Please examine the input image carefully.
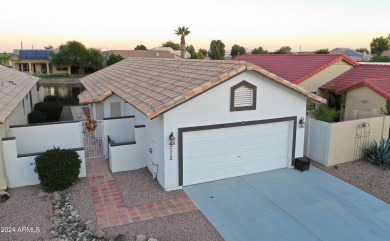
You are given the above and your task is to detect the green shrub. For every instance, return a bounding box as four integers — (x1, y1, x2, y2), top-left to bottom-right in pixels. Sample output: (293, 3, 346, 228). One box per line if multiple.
(28, 111, 46, 124)
(34, 101, 63, 122)
(43, 95, 61, 103)
(314, 106, 340, 123)
(366, 138, 390, 170)
(35, 147, 82, 192)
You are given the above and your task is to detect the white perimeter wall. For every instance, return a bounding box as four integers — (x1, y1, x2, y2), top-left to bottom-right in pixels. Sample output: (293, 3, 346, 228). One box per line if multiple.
(2, 138, 86, 188)
(10, 122, 83, 154)
(163, 71, 308, 189)
(305, 116, 390, 166)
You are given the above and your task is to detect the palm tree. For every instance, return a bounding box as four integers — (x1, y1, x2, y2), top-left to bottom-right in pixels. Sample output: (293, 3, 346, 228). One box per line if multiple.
(175, 26, 190, 59)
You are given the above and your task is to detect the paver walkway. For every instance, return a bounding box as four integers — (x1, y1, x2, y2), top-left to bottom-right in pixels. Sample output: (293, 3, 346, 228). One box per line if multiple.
(86, 158, 197, 228)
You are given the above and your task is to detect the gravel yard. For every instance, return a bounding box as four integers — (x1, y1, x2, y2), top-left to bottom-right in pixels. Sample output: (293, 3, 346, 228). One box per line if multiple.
(0, 168, 223, 241)
(315, 159, 390, 202)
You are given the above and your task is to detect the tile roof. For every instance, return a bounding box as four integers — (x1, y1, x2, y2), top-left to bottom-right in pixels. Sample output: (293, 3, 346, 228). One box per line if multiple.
(79, 58, 326, 119)
(320, 64, 390, 99)
(109, 50, 175, 59)
(381, 50, 390, 58)
(0, 65, 40, 124)
(234, 54, 358, 84)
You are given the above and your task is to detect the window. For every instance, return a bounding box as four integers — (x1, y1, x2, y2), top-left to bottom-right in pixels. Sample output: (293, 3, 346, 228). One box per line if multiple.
(56, 64, 68, 71)
(230, 81, 257, 111)
(19, 63, 29, 72)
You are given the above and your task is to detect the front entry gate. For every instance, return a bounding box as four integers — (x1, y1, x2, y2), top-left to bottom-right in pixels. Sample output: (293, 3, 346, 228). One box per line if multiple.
(81, 120, 104, 159)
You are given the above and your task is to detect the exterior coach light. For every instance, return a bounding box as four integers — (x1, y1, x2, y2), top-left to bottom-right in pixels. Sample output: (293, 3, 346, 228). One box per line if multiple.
(169, 132, 176, 160)
(299, 117, 305, 128)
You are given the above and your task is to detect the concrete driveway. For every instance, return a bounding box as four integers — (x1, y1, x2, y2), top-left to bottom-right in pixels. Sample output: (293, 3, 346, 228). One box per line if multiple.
(184, 167, 390, 241)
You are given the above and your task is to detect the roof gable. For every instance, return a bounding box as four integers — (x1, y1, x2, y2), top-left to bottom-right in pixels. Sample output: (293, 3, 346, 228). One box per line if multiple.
(320, 64, 390, 94)
(234, 54, 358, 84)
(0, 65, 40, 123)
(79, 58, 326, 119)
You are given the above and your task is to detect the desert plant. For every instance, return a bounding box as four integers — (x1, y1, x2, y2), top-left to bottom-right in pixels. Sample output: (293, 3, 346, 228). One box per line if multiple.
(28, 110, 46, 124)
(35, 147, 82, 192)
(366, 138, 390, 170)
(34, 101, 63, 122)
(313, 106, 340, 123)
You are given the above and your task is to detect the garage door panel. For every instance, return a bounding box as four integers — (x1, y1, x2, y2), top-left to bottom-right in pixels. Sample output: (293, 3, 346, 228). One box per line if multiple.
(183, 120, 293, 185)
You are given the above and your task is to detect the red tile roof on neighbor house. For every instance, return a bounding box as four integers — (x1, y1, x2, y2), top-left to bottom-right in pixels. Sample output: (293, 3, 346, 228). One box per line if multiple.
(0, 65, 40, 124)
(79, 58, 326, 119)
(234, 54, 358, 84)
(320, 64, 390, 99)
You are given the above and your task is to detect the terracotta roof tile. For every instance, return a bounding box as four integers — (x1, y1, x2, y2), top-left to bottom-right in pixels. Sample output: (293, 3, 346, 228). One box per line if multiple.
(109, 50, 175, 59)
(235, 54, 358, 84)
(79, 58, 326, 119)
(0, 65, 39, 123)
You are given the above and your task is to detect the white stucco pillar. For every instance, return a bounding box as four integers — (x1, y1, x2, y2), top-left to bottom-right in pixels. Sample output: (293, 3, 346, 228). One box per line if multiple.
(46, 62, 50, 75)
(28, 62, 32, 74)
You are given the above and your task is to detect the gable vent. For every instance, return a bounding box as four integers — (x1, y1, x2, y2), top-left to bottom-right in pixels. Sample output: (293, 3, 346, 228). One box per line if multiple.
(234, 85, 253, 107)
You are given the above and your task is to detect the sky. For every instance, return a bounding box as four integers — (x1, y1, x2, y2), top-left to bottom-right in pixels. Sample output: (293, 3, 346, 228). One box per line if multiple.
(1, 0, 390, 53)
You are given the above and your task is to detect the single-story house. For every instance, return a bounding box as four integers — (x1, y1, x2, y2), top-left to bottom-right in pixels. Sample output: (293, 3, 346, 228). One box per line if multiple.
(10, 49, 71, 75)
(107, 50, 175, 59)
(381, 50, 390, 59)
(320, 64, 390, 120)
(330, 48, 371, 62)
(234, 54, 358, 95)
(0, 65, 40, 190)
(150, 47, 191, 59)
(78, 58, 325, 190)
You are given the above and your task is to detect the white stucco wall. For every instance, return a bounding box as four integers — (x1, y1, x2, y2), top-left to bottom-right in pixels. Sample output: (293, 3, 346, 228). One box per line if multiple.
(103, 117, 135, 143)
(103, 95, 125, 118)
(10, 122, 83, 154)
(162, 71, 308, 190)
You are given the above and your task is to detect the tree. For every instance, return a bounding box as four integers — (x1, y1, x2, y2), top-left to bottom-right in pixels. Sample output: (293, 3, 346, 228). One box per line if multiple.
(107, 54, 124, 66)
(252, 46, 268, 54)
(370, 36, 390, 55)
(314, 49, 329, 54)
(44, 45, 54, 50)
(370, 55, 390, 62)
(208, 40, 225, 60)
(273, 46, 292, 54)
(191, 51, 205, 59)
(134, 44, 147, 50)
(0, 52, 9, 66)
(355, 48, 369, 54)
(198, 48, 207, 56)
(83, 48, 105, 73)
(50, 40, 88, 74)
(175, 26, 191, 58)
(161, 41, 181, 50)
(230, 44, 246, 58)
(186, 45, 196, 56)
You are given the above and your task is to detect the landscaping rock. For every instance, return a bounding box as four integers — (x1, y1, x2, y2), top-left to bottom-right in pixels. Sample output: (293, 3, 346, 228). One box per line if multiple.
(37, 190, 47, 198)
(136, 234, 148, 241)
(103, 234, 113, 240)
(114, 234, 126, 241)
(148, 239, 158, 241)
(93, 230, 105, 239)
(0, 191, 9, 203)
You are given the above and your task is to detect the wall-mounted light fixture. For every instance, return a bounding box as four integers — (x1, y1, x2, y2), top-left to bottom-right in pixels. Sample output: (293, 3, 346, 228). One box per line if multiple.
(169, 132, 176, 160)
(299, 117, 305, 128)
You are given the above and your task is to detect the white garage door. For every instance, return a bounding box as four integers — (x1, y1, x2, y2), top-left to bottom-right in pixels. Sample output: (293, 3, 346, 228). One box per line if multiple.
(183, 121, 293, 185)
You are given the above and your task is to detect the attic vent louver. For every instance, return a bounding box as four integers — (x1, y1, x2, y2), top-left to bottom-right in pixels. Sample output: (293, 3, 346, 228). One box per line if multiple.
(234, 85, 253, 107)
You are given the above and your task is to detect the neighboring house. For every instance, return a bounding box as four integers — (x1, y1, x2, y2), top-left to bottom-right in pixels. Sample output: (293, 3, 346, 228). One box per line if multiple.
(150, 47, 191, 59)
(78, 58, 325, 190)
(0, 65, 40, 190)
(234, 54, 358, 97)
(330, 48, 371, 62)
(320, 64, 390, 120)
(10, 49, 71, 75)
(381, 50, 390, 58)
(107, 50, 175, 59)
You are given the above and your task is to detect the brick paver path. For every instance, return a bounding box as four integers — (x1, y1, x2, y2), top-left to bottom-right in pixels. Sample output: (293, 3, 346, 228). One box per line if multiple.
(86, 158, 198, 228)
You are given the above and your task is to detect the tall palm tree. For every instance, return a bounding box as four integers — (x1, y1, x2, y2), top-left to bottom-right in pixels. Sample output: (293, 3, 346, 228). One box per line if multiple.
(175, 26, 190, 59)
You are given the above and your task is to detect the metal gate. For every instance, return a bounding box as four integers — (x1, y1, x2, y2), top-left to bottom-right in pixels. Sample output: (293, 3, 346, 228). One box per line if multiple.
(353, 122, 370, 161)
(81, 120, 104, 159)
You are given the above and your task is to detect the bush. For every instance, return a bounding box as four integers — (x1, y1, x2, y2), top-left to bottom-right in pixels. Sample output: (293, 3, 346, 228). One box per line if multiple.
(43, 95, 61, 103)
(28, 111, 46, 124)
(314, 106, 340, 123)
(366, 138, 390, 170)
(35, 147, 82, 192)
(34, 101, 63, 122)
